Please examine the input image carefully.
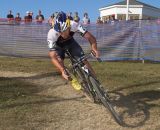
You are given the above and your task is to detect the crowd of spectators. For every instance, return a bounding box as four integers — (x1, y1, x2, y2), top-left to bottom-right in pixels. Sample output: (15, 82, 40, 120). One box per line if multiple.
(3, 10, 121, 26)
(5, 10, 45, 24)
(4, 10, 91, 25)
(82, 12, 90, 25)
(3, 9, 160, 26)
(96, 15, 119, 25)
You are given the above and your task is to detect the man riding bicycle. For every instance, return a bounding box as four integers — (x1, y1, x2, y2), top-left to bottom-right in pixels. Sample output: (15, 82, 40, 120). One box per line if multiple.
(47, 11, 99, 80)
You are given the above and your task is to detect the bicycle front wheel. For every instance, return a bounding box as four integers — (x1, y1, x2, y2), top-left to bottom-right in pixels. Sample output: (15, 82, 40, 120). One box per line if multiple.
(88, 76, 123, 125)
(72, 67, 96, 102)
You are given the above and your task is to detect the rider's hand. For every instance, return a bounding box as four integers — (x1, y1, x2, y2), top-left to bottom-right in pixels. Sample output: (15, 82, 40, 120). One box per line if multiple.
(62, 69, 71, 80)
(92, 50, 100, 58)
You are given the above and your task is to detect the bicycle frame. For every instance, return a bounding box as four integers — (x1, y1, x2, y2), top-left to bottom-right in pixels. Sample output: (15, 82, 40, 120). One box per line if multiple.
(65, 49, 91, 74)
(65, 49, 101, 100)
(65, 49, 122, 125)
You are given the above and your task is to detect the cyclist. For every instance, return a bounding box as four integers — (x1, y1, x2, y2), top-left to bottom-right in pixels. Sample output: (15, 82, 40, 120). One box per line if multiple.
(47, 11, 99, 80)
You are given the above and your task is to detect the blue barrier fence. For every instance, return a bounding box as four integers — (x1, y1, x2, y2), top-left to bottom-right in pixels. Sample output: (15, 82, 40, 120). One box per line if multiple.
(0, 20, 160, 62)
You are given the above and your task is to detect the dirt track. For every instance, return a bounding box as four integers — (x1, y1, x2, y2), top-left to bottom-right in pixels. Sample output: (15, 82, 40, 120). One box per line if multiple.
(1, 71, 160, 130)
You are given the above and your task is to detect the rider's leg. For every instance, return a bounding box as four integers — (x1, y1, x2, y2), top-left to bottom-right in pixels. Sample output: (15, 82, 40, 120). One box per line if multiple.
(49, 51, 69, 80)
(67, 39, 97, 77)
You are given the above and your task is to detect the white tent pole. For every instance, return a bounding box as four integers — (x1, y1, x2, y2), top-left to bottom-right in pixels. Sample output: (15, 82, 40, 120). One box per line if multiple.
(126, 0, 129, 20)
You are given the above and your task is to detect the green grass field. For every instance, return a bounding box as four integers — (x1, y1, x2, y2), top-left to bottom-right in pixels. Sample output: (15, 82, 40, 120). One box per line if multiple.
(0, 56, 160, 130)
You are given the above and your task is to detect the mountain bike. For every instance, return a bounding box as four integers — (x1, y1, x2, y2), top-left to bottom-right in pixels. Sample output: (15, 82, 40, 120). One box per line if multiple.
(65, 49, 123, 125)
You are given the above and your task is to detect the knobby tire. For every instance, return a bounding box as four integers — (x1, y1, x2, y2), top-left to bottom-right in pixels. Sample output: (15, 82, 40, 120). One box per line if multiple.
(88, 76, 123, 125)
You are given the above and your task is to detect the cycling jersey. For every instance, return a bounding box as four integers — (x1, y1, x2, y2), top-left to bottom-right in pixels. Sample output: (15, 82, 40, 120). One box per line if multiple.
(47, 20, 87, 50)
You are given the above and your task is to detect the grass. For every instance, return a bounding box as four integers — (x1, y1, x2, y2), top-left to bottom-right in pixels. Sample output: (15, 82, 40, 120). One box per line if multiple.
(0, 56, 55, 73)
(0, 56, 160, 130)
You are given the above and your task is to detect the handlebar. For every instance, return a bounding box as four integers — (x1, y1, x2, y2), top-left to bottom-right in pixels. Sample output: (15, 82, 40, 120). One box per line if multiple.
(72, 51, 102, 68)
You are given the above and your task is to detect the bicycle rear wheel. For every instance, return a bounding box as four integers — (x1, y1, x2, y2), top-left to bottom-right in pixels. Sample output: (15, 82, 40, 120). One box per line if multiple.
(88, 76, 123, 125)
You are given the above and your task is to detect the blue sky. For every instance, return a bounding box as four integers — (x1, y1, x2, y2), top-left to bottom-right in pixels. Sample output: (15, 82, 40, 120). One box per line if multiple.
(0, 0, 160, 22)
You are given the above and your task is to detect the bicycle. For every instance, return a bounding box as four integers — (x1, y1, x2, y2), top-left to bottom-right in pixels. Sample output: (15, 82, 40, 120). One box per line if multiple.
(65, 49, 123, 125)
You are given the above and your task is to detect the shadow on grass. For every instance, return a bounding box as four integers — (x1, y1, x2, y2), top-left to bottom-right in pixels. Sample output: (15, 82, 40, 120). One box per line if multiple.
(105, 76, 160, 127)
(1, 72, 160, 128)
(109, 90, 160, 128)
(0, 71, 66, 94)
(0, 95, 84, 109)
(0, 73, 84, 109)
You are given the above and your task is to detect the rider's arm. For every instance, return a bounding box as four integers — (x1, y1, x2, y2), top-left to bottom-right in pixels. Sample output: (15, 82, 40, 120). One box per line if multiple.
(83, 31, 99, 58)
(47, 29, 66, 73)
(74, 22, 99, 58)
(47, 28, 59, 50)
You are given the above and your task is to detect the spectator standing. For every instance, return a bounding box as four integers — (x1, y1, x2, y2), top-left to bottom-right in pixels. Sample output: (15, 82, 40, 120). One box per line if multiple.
(110, 15, 119, 25)
(36, 10, 44, 23)
(82, 12, 90, 25)
(110, 15, 115, 25)
(24, 11, 32, 23)
(15, 13, 21, 24)
(48, 14, 54, 28)
(30, 11, 33, 20)
(7, 10, 14, 23)
(67, 12, 73, 20)
(96, 17, 103, 24)
(73, 12, 80, 23)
